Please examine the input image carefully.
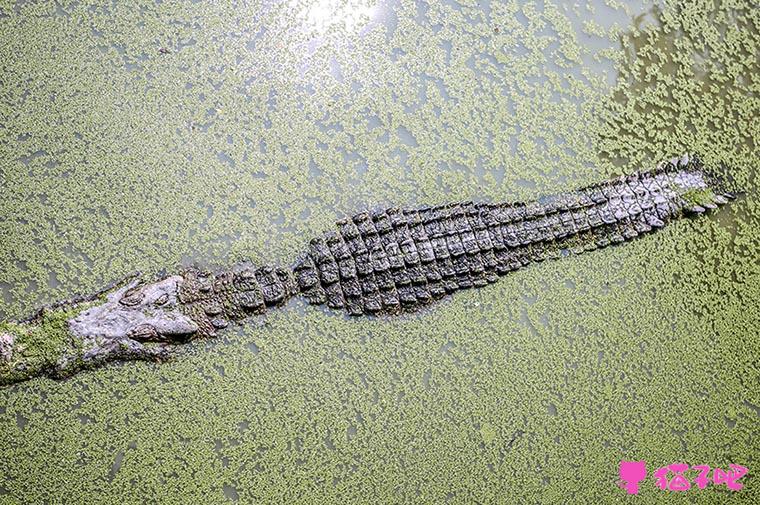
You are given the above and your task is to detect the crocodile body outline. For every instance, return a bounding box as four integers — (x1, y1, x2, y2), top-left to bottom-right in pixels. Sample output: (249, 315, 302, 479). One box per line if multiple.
(0, 154, 736, 385)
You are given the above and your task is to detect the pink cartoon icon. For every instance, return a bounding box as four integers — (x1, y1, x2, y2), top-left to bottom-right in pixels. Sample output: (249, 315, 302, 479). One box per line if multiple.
(619, 460, 647, 495)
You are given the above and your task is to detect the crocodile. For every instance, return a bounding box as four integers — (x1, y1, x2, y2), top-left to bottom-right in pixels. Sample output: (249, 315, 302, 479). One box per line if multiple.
(0, 154, 736, 385)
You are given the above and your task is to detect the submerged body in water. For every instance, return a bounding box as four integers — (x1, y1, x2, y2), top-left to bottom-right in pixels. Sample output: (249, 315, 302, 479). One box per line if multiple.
(0, 154, 735, 385)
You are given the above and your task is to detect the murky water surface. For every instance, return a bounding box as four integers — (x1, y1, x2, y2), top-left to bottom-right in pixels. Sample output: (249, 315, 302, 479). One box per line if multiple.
(1, 0, 758, 503)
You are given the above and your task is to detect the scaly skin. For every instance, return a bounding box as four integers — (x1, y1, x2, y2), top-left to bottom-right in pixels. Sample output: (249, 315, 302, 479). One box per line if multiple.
(294, 153, 733, 315)
(0, 154, 735, 385)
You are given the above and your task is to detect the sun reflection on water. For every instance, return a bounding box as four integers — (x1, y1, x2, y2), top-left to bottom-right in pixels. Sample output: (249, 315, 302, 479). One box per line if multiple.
(292, 0, 379, 33)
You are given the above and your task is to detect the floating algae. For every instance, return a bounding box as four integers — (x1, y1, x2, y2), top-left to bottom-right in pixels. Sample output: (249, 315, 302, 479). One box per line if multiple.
(0, 0, 758, 503)
(0, 154, 736, 385)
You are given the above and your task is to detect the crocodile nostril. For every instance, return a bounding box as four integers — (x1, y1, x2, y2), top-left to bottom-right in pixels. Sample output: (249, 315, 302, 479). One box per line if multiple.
(120, 290, 144, 307)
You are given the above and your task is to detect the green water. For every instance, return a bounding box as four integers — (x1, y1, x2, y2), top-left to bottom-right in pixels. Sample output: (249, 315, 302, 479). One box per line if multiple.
(1, 0, 758, 503)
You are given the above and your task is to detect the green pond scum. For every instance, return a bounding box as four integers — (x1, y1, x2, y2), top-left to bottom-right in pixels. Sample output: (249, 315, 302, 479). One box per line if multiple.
(0, 0, 757, 503)
(0, 304, 87, 386)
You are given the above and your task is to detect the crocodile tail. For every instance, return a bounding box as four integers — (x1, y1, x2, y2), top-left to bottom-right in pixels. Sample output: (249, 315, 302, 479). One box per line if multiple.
(516, 152, 735, 259)
(680, 152, 739, 202)
(292, 154, 735, 317)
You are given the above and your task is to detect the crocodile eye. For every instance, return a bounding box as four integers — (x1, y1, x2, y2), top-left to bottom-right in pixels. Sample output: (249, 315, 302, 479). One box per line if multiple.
(120, 288, 144, 307)
(154, 293, 169, 306)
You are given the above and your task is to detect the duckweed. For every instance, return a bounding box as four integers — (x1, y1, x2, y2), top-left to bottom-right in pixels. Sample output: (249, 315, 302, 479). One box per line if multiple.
(681, 188, 717, 207)
(0, 0, 758, 503)
(0, 305, 87, 385)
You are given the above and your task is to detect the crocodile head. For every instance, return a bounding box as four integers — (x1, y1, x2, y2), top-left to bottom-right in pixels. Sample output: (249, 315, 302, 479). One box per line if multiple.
(68, 275, 199, 344)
